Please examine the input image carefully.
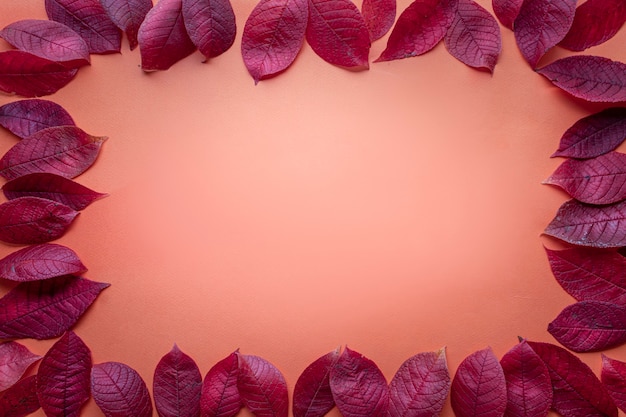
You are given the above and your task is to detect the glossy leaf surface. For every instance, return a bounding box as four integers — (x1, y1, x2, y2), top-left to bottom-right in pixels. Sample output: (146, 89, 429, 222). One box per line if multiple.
(293, 349, 339, 417)
(200, 351, 241, 417)
(153, 344, 202, 417)
(100, 0, 153, 50)
(602, 355, 626, 413)
(0, 99, 75, 139)
(237, 353, 289, 417)
(560, 0, 626, 51)
(182, 0, 236, 59)
(0, 342, 41, 392)
(91, 361, 153, 417)
(0, 243, 86, 282)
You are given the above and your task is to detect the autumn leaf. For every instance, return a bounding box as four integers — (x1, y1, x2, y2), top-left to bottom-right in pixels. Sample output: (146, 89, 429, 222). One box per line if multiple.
(182, 0, 237, 60)
(559, 0, 626, 52)
(200, 351, 241, 417)
(153, 344, 202, 417)
(0, 375, 40, 417)
(0, 243, 87, 282)
(293, 348, 339, 417)
(361, 0, 395, 41)
(0, 99, 75, 139)
(237, 353, 289, 417)
(91, 362, 153, 417)
(0, 342, 41, 392)
(601, 354, 626, 413)
(100, 0, 153, 50)
(492, 0, 523, 29)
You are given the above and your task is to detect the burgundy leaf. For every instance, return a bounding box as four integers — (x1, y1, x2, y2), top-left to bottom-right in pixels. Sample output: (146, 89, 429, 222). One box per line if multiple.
(237, 353, 289, 417)
(306, 0, 370, 69)
(3, 173, 107, 211)
(513, 0, 576, 68)
(444, 0, 501, 72)
(37, 331, 91, 417)
(182, 0, 237, 59)
(527, 340, 617, 417)
(450, 347, 507, 417)
(375, 0, 457, 63)
(241, 0, 308, 83)
(0, 125, 107, 181)
(601, 354, 626, 413)
(492, 0, 523, 30)
(201, 351, 241, 417)
(500, 340, 552, 417)
(0, 19, 90, 68)
(0, 51, 78, 98)
(0, 375, 40, 417)
(560, 0, 626, 52)
(387, 348, 450, 417)
(293, 348, 339, 417)
(537, 55, 626, 103)
(0, 342, 41, 391)
(137, 0, 197, 71)
(100, 0, 153, 50)
(552, 107, 626, 159)
(45, 0, 121, 54)
(0, 243, 86, 283)
(0, 99, 75, 139)
(0, 276, 109, 340)
(361, 0, 395, 41)
(91, 361, 153, 417)
(154, 344, 202, 417)
(329, 347, 389, 417)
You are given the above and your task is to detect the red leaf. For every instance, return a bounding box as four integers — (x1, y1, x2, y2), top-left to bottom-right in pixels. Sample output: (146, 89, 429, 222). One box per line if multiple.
(182, 0, 237, 59)
(492, 0, 523, 30)
(91, 361, 153, 417)
(307, 0, 370, 69)
(241, 0, 308, 83)
(153, 344, 202, 417)
(444, 0, 501, 72)
(0, 99, 75, 139)
(37, 331, 91, 417)
(100, 0, 153, 50)
(0, 375, 40, 417)
(0, 276, 109, 340)
(137, 0, 197, 71)
(0, 19, 90, 68)
(0, 243, 86, 283)
(552, 108, 626, 159)
(0, 51, 78, 98)
(527, 340, 618, 417)
(237, 353, 289, 417)
(329, 347, 389, 417)
(375, 0, 457, 63)
(387, 348, 450, 417)
(0, 342, 41, 391)
(45, 0, 121, 54)
(500, 340, 552, 417)
(513, 0, 576, 68)
(293, 348, 339, 417)
(200, 351, 241, 417)
(560, 0, 626, 52)
(601, 354, 626, 413)
(450, 347, 507, 417)
(537, 55, 626, 103)
(361, 0, 395, 41)
(0, 126, 107, 181)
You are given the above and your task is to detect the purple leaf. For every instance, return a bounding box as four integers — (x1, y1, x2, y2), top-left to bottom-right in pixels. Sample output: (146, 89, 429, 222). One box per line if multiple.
(91, 361, 153, 417)
(237, 353, 289, 417)
(361, 0, 395, 41)
(293, 348, 339, 417)
(182, 0, 237, 60)
(0, 342, 41, 392)
(560, 0, 626, 51)
(492, 0, 523, 29)
(0, 276, 109, 340)
(0, 243, 87, 283)
(601, 354, 626, 413)
(0, 99, 75, 139)
(100, 0, 153, 50)
(153, 344, 202, 417)
(200, 351, 241, 417)
(0, 375, 40, 417)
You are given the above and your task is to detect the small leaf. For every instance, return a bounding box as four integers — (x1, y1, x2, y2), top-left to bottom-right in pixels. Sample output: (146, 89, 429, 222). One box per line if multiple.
(153, 344, 202, 417)
(559, 0, 626, 51)
(293, 348, 339, 417)
(200, 351, 241, 417)
(182, 0, 237, 59)
(361, 0, 395, 41)
(100, 0, 153, 50)
(0, 99, 75, 139)
(91, 362, 153, 417)
(237, 353, 289, 417)
(0, 243, 86, 283)
(601, 354, 626, 413)
(0, 342, 42, 392)
(492, 0, 523, 29)
(0, 375, 40, 417)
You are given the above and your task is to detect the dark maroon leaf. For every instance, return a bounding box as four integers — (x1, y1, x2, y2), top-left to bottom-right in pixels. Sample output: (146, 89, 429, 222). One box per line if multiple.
(450, 347, 507, 417)
(0, 375, 40, 417)
(492, 0, 523, 29)
(91, 361, 153, 417)
(100, 0, 153, 50)
(0, 99, 75, 139)
(154, 344, 202, 417)
(361, 0, 395, 41)
(200, 351, 241, 417)
(602, 354, 626, 413)
(0, 126, 107, 181)
(537, 56, 626, 103)
(560, 0, 626, 51)
(45, 0, 122, 54)
(37, 331, 91, 417)
(0, 342, 41, 391)
(182, 0, 237, 60)
(387, 348, 450, 417)
(329, 347, 388, 417)
(237, 353, 289, 417)
(293, 348, 339, 417)
(0, 243, 86, 283)
(0, 276, 109, 340)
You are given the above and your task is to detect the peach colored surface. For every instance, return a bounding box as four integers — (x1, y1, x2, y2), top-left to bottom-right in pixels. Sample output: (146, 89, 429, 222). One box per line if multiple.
(1, 1, 626, 416)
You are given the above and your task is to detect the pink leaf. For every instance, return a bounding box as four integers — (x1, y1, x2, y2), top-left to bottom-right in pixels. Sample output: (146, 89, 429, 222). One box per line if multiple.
(0, 342, 41, 391)
(137, 0, 197, 71)
(527, 340, 618, 417)
(200, 351, 241, 417)
(0, 276, 109, 340)
(0, 375, 40, 417)
(306, 0, 370, 69)
(560, 0, 626, 52)
(0, 125, 107, 181)
(100, 0, 153, 50)
(513, 0, 576, 68)
(537, 55, 626, 103)
(0, 51, 78, 98)
(375, 0, 457, 63)
(361, 0, 395, 41)
(0, 19, 90, 68)
(492, 0, 523, 30)
(37, 331, 91, 417)
(551, 107, 626, 159)
(500, 340, 552, 417)
(601, 354, 626, 413)
(444, 0, 501, 72)
(329, 347, 389, 417)
(91, 362, 153, 417)
(0, 99, 75, 139)
(45, 0, 121, 54)
(293, 348, 339, 417)
(0, 243, 87, 283)
(154, 344, 202, 417)
(387, 348, 450, 417)
(237, 353, 289, 417)
(241, 0, 308, 83)
(450, 347, 507, 417)
(182, 0, 237, 59)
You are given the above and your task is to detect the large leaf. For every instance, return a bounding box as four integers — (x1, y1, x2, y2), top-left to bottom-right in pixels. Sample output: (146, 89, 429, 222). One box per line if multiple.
(237, 353, 289, 417)
(182, 0, 237, 59)
(200, 351, 241, 417)
(361, 0, 395, 41)
(0, 375, 40, 417)
(100, 0, 153, 50)
(0, 243, 86, 283)
(0, 99, 75, 139)
(559, 0, 626, 51)
(293, 348, 339, 417)
(492, 0, 523, 29)
(601, 354, 626, 413)
(91, 362, 153, 417)
(153, 344, 202, 417)
(0, 342, 41, 392)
